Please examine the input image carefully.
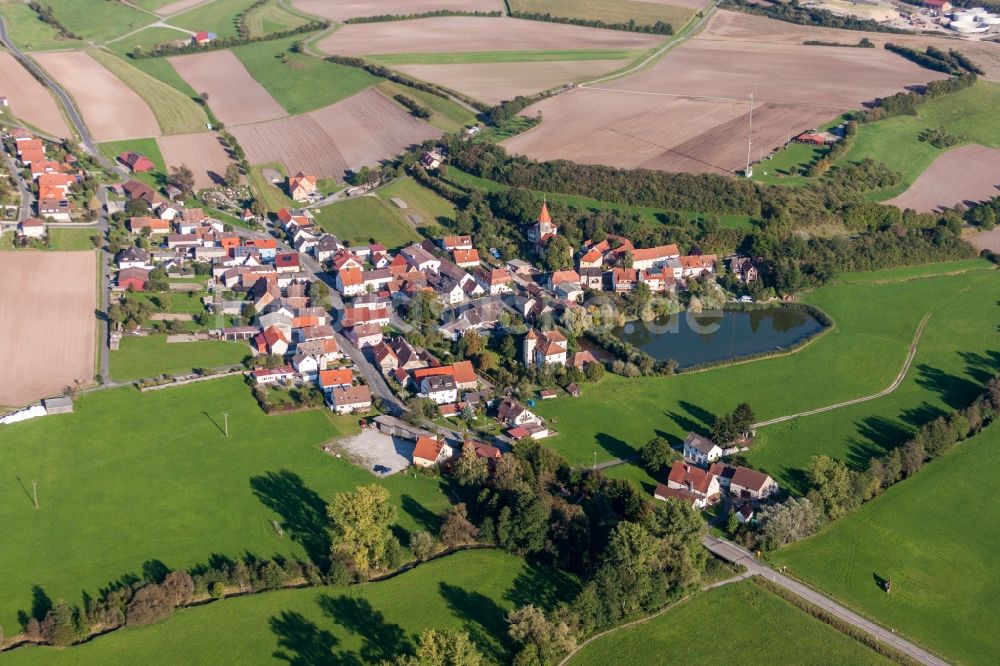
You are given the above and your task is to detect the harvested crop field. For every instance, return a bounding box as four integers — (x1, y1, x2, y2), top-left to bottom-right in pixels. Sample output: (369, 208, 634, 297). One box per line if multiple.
(316, 16, 664, 56)
(701, 10, 1000, 81)
(395, 60, 625, 104)
(886, 144, 1000, 212)
(293, 0, 504, 20)
(0, 52, 70, 138)
(156, 132, 238, 189)
(232, 88, 440, 178)
(32, 51, 159, 142)
(155, 0, 212, 15)
(968, 228, 1000, 253)
(169, 50, 286, 126)
(505, 37, 940, 174)
(0, 252, 95, 407)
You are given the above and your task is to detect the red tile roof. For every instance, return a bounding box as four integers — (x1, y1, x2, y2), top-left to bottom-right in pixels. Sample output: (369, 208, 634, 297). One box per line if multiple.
(668, 461, 716, 495)
(413, 436, 443, 463)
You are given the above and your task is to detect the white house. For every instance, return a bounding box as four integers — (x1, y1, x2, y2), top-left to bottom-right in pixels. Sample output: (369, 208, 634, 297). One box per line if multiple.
(683, 432, 723, 465)
(420, 375, 458, 405)
(328, 384, 372, 414)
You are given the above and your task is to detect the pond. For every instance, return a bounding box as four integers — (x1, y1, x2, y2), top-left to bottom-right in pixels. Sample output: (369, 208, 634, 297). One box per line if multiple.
(611, 307, 826, 368)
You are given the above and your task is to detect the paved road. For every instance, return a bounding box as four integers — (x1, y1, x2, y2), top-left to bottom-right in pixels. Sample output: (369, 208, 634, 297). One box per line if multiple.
(752, 313, 931, 429)
(0, 141, 32, 222)
(703, 536, 948, 666)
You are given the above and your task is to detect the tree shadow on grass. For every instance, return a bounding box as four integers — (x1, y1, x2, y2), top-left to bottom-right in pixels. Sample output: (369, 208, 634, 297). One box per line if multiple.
(400, 494, 440, 534)
(251, 470, 331, 570)
(914, 364, 982, 410)
(318, 594, 413, 664)
(678, 400, 716, 431)
(17, 585, 52, 628)
(843, 416, 913, 470)
(439, 582, 510, 663)
(959, 350, 1000, 385)
(899, 403, 948, 428)
(664, 411, 701, 442)
(503, 562, 581, 613)
(271, 610, 360, 666)
(594, 432, 635, 460)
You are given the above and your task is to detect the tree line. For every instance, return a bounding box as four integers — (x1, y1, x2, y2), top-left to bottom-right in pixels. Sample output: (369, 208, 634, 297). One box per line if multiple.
(324, 55, 488, 111)
(393, 93, 431, 118)
(131, 19, 329, 59)
(344, 9, 502, 23)
(884, 44, 984, 76)
(26, 2, 78, 40)
(720, 0, 907, 33)
(509, 10, 674, 35)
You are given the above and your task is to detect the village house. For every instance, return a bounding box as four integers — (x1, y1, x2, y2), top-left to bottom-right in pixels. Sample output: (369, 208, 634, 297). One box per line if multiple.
(452, 248, 480, 268)
(118, 151, 156, 173)
(254, 325, 290, 356)
(474, 267, 513, 295)
(16, 217, 45, 239)
(684, 432, 723, 465)
(421, 150, 444, 170)
(497, 397, 541, 428)
(420, 374, 458, 404)
(401, 244, 440, 273)
(344, 323, 383, 348)
(192, 30, 216, 45)
(611, 267, 637, 293)
(441, 235, 472, 252)
(679, 254, 717, 278)
(128, 216, 170, 235)
(730, 257, 759, 283)
(115, 246, 151, 269)
(288, 172, 317, 201)
(319, 368, 353, 393)
(252, 366, 296, 385)
(631, 244, 681, 271)
(412, 436, 453, 468)
(729, 466, 779, 500)
(328, 384, 372, 414)
(658, 461, 721, 509)
(335, 267, 365, 297)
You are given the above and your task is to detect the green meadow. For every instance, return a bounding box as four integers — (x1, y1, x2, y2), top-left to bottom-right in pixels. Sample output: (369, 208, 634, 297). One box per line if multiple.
(109, 335, 250, 381)
(378, 176, 457, 229)
(41, 0, 156, 43)
(0, 377, 454, 633)
(313, 196, 421, 249)
(570, 580, 891, 666)
(771, 422, 1000, 665)
(535, 261, 999, 474)
(5, 550, 576, 665)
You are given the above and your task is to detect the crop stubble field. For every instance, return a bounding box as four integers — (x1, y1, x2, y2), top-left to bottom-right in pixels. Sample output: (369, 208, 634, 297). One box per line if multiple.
(169, 50, 287, 126)
(0, 252, 95, 407)
(0, 52, 70, 138)
(156, 132, 239, 189)
(316, 16, 664, 56)
(231, 88, 440, 178)
(32, 51, 160, 142)
(886, 144, 1000, 212)
(292, 0, 504, 20)
(504, 19, 943, 174)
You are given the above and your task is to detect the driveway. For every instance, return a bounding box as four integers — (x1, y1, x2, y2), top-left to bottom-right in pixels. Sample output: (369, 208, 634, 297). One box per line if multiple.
(334, 429, 414, 475)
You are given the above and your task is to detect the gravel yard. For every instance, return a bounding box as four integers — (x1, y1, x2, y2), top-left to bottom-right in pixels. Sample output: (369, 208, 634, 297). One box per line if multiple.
(333, 428, 415, 476)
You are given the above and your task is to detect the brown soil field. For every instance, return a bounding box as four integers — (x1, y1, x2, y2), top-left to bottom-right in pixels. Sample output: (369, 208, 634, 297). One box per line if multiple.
(155, 0, 208, 15)
(646, 0, 710, 8)
(505, 34, 941, 174)
(0, 252, 95, 407)
(32, 51, 159, 142)
(232, 88, 440, 178)
(316, 16, 664, 55)
(293, 0, 504, 21)
(967, 228, 1000, 253)
(395, 59, 625, 104)
(887, 144, 1000, 212)
(0, 52, 71, 138)
(157, 132, 238, 189)
(169, 50, 286, 126)
(702, 10, 1000, 81)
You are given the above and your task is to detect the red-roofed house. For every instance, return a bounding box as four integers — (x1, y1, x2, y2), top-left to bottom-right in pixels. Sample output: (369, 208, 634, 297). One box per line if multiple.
(412, 436, 453, 468)
(252, 366, 296, 384)
(128, 216, 170, 234)
(118, 267, 149, 291)
(328, 384, 372, 414)
(631, 244, 680, 270)
(17, 216, 45, 239)
(288, 172, 317, 201)
(255, 325, 290, 356)
(679, 254, 717, 277)
(319, 368, 353, 392)
(274, 252, 300, 273)
(664, 461, 721, 509)
(452, 248, 480, 268)
(193, 31, 216, 45)
(118, 151, 156, 173)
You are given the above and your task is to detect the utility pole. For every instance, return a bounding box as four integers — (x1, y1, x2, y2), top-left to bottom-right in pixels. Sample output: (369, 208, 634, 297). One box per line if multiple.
(32, 481, 38, 509)
(744, 91, 754, 178)
(223, 412, 229, 438)
(593, 452, 597, 471)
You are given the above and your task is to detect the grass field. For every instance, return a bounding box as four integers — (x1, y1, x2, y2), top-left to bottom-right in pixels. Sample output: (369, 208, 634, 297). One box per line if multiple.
(249, 163, 293, 211)
(129, 290, 210, 315)
(42, 0, 156, 43)
(0, 1, 78, 51)
(232, 37, 380, 115)
(509, 0, 698, 31)
(377, 176, 457, 229)
(770, 422, 1000, 665)
(109, 335, 250, 381)
(377, 81, 476, 133)
(834, 81, 1000, 200)
(752, 141, 826, 187)
(0, 229, 99, 252)
(313, 196, 421, 248)
(166, 0, 257, 38)
(534, 260, 999, 470)
(91, 50, 208, 135)
(745, 265, 1000, 492)
(368, 48, 643, 65)
(447, 167, 755, 229)
(6, 550, 577, 664)
(0, 376, 458, 634)
(105, 26, 198, 59)
(570, 579, 891, 665)
(242, 0, 310, 37)
(99, 138, 166, 188)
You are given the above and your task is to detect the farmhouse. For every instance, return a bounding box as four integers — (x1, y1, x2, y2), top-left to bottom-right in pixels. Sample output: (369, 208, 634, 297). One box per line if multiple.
(413, 436, 453, 468)
(730, 466, 779, 500)
(192, 31, 217, 45)
(684, 432, 722, 465)
(288, 172, 317, 201)
(660, 461, 721, 509)
(118, 151, 156, 173)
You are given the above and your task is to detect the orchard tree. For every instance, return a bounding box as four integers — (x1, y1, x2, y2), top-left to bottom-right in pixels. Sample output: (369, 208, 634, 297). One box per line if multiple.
(327, 484, 400, 578)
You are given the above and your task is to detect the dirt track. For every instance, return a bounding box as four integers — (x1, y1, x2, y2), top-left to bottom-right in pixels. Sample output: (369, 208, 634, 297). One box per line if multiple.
(887, 144, 1000, 212)
(169, 50, 286, 126)
(32, 51, 159, 142)
(232, 88, 440, 178)
(293, 0, 503, 20)
(0, 252, 96, 407)
(316, 16, 664, 55)
(157, 132, 238, 189)
(504, 19, 944, 174)
(396, 60, 624, 104)
(0, 52, 71, 138)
